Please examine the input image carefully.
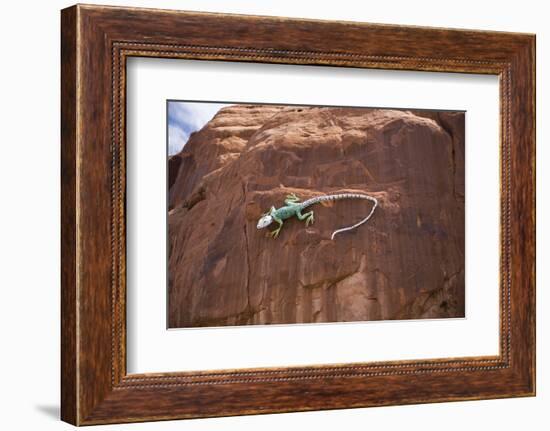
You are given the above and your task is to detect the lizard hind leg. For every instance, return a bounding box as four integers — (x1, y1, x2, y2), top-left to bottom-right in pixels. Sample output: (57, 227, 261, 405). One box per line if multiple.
(284, 193, 301, 205)
(296, 209, 315, 227)
(305, 212, 315, 227)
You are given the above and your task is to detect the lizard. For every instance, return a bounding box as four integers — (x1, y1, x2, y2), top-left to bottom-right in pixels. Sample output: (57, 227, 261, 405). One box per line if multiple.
(256, 192, 378, 240)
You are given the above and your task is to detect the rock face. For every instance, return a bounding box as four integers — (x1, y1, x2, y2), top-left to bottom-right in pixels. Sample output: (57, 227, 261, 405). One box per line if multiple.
(168, 105, 465, 328)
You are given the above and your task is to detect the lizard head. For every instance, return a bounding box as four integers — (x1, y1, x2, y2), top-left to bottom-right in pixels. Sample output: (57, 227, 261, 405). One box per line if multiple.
(256, 214, 273, 229)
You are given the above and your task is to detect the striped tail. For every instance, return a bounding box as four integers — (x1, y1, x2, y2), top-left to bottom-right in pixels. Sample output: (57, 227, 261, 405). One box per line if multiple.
(300, 193, 378, 240)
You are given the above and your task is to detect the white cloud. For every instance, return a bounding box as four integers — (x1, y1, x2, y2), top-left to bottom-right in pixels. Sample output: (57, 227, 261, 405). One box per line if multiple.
(168, 102, 231, 155)
(168, 124, 189, 156)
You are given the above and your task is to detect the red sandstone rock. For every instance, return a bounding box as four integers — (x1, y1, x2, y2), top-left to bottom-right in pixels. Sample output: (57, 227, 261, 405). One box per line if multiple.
(168, 105, 465, 328)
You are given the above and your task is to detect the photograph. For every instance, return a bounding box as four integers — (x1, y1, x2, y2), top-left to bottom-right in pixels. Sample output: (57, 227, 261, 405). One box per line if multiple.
(167, 102, 466, 328)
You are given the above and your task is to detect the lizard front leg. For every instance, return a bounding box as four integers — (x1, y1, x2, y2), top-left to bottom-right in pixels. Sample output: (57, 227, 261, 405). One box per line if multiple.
(261, 206, 277, 217)
(268, 213, 284, 238)
(296, 209, 315, 227)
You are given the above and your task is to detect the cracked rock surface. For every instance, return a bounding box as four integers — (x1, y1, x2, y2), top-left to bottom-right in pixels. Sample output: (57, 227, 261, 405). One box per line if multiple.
(168, 105, 465, 328)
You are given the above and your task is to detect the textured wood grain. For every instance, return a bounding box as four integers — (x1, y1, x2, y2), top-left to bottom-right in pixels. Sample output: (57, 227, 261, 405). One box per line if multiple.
(61, 4, 535, 425)
(60, 6, 78, 425)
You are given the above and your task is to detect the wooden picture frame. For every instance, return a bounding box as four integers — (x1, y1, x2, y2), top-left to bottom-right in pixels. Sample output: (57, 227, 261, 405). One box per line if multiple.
(61, 4, 535, 425)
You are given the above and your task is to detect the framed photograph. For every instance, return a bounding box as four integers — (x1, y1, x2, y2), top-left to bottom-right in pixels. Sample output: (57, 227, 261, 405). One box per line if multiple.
(61, 4, 535, 425)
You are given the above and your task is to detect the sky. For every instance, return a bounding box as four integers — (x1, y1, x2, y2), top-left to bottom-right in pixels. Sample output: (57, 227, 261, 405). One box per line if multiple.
(168, 101, 231, 155)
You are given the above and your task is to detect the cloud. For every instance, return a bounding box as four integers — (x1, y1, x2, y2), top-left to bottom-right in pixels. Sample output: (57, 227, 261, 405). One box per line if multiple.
(168, 124, 189, 155)
(167, 101, 231, 155)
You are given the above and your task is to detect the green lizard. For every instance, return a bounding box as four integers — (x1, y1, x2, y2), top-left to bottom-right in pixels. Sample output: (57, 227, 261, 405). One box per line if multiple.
(256, 192, 378, 240)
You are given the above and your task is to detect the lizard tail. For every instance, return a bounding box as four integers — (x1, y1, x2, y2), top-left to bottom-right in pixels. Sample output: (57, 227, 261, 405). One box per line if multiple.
(331, 195, 378, 240)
